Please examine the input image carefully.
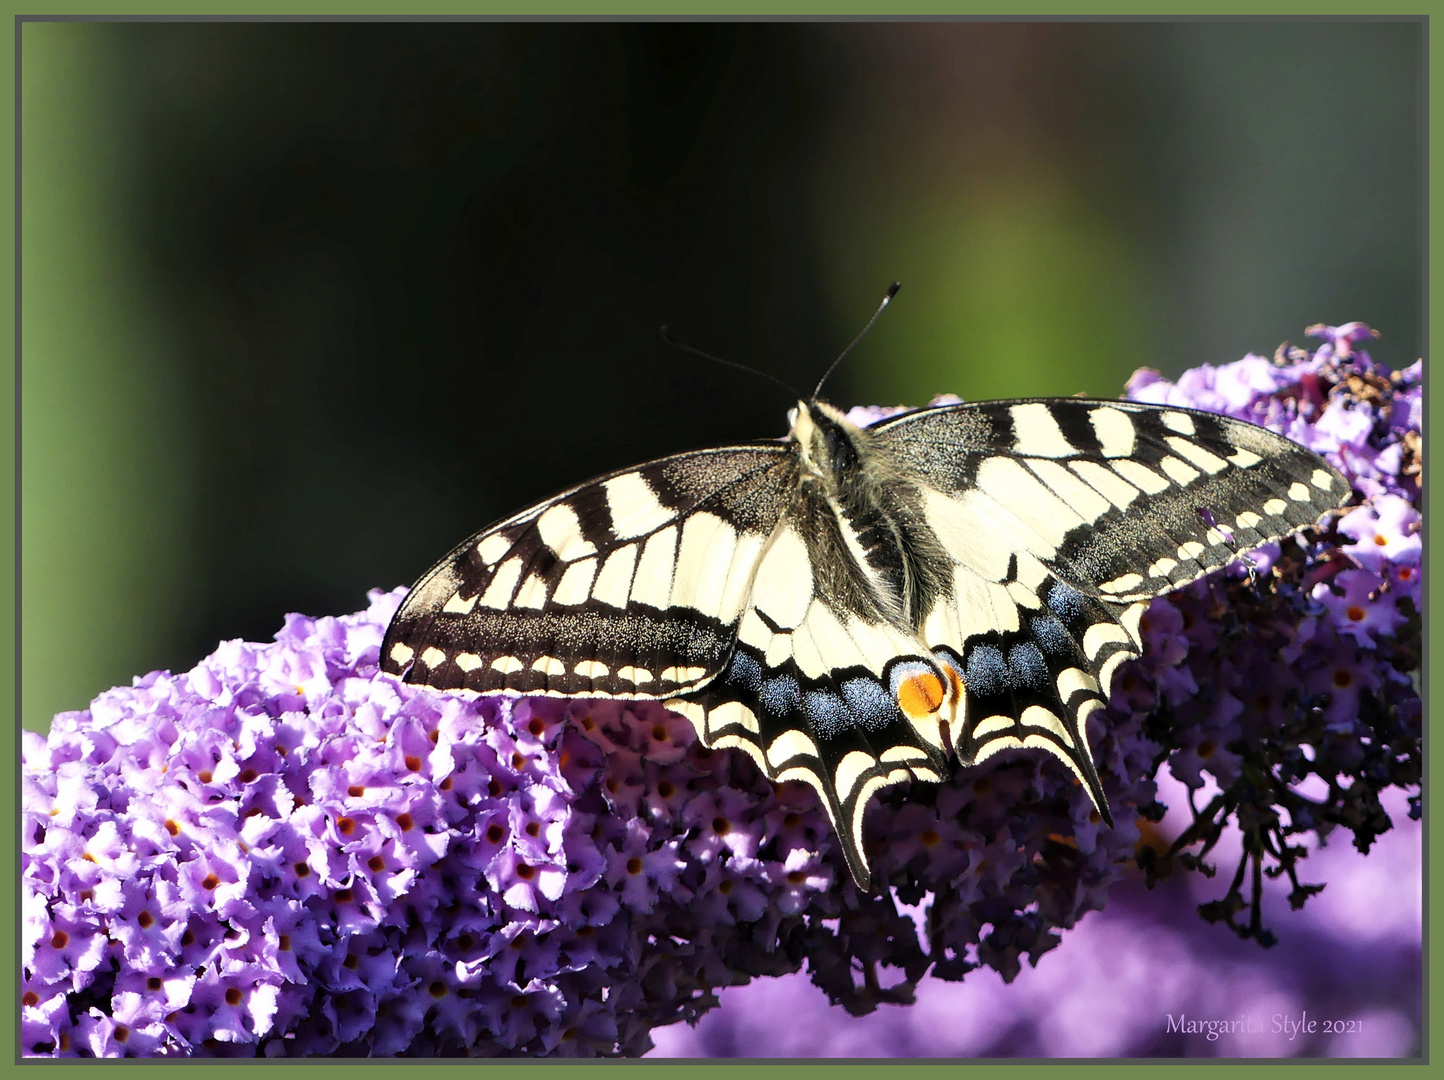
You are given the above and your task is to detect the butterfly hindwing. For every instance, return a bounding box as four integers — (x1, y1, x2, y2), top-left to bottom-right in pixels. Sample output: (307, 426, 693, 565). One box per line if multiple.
(381, 446, 791, 698)
(928, 569, 1145, 822)
(667, 557, 953, 886)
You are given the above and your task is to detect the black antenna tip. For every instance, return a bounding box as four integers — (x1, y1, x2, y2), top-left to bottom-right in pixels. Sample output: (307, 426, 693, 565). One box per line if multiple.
(811, 280, 904, 400)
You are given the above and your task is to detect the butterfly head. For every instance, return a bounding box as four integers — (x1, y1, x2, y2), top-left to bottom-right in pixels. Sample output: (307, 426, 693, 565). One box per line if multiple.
(788, 399, 864, 485)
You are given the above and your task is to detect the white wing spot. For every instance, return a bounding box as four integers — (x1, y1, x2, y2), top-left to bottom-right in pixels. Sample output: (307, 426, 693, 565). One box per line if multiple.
(603, 472, 674, 540)
(479, 557, 524, 609)
(630, 526, 678, 608)
(1020, 734, 1087, 782)
(925, 484, 1031, 577)
(834, 750, 877, 803)
(455, 653, 483, 672)
(615, 666, 654, 685)
(536, 502, 597, 562)
(1076, 699, 1106, 742)
(707, 701, 760, 736)
(972, 735, 1025, 764)
(591, 545, 638, 608)
(773, 762, 823, 788)
(1158, 455, 1202, 486)
(973, 456, 1085, 548)
(764, 635, 793, 672)
(1098, 572, 1144, 594)
(1055, 666, 1099, 702)
(669, 511, 739, 619)
(849, 775, 894, 857)
(442, 591, 478, 615)
(1264, 498, 1289, 515)
(1110, 458, 1170, 495)
(1082, 622, 1130, 660)
(1288, 482, 1311, 502)
(1161, 410, 1196, 436)
(1099, 651, 1132, 697)
(1311, 469, 1334, 490)
(1010, 402, 1076, 458)
(1005, 580, 1042, 610)
(1177, 540, 1206, 560)
(751, 527, 813, 629)
(1236, 510, 1262, 529)
(513, 573, 550, 610)
(574, 660, 609, 679)
(420, 647, 447, 669)
(665, 699, 707, 733)
(531, 657, 568, 677)
(476, 533, 512, 565)
(1069, 459, 1141, 510)
(659, 665, 708, 685)
(766, 728, 820, 768)
(1013, 551, 1052, 591)
(1120, 602, 1145, 647)
(943, 567, 1022, 641)
(1147, 556, 1178, 578)
(1025, 458, 1111, 522)
(1021, 704, 1073, 748)
(1089, 406, 1136, 457)
(1165, 436, 1227, 474)
(719, 531, 767, 624)
(1228, 447, 1262, 468)
(971, 714, 1015, 739)
(552, 558, 598, 606)
(491, 656, 525, 674)
(388, 642, 414, 665)
(879, 746, 928, 764)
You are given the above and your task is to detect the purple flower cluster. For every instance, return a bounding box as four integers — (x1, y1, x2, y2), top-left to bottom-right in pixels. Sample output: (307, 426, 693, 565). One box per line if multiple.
(1122, 322, 1421, 941)
(23, 595, 840, 1056)
(22, 323, 1421, 1056)
(653, 781, 1422, 1057)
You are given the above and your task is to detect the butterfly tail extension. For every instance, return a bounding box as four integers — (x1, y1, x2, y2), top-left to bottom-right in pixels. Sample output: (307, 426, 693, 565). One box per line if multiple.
(669, 638, 952, 892)
(936, 571, 1148, 828)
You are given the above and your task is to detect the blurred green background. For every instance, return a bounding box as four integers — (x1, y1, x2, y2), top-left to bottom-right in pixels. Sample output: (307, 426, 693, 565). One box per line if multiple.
(21, 21, 1423, 732)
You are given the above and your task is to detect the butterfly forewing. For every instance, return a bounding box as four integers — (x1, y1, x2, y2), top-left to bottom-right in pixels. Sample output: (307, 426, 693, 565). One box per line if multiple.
(874, 399, 1349, 604)
(381, 446, 791, 698)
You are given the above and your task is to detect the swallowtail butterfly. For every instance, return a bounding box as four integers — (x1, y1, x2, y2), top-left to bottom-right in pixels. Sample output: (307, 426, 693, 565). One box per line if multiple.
(382, 376, 1349, 888)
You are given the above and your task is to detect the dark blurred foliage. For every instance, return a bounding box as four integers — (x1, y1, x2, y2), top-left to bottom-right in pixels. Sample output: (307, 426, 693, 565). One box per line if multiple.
(22, 21, 1422, 725)
(98, 24, 847, 661)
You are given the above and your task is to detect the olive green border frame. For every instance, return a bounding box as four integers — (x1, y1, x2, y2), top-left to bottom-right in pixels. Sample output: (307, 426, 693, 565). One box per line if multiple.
(2, 3, 1432, 1076)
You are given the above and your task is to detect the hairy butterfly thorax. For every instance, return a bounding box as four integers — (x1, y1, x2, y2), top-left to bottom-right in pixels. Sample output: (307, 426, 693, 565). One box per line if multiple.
(382, 307, 1351, 889)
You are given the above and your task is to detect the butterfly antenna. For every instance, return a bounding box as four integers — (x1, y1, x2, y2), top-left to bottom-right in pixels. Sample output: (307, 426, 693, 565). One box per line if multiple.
(812, 281, 901, 401)
(659, 325, 802, 399)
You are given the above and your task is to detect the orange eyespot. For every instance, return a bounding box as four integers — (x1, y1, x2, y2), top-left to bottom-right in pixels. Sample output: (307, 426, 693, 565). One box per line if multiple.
(897, 671, 945, 719)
